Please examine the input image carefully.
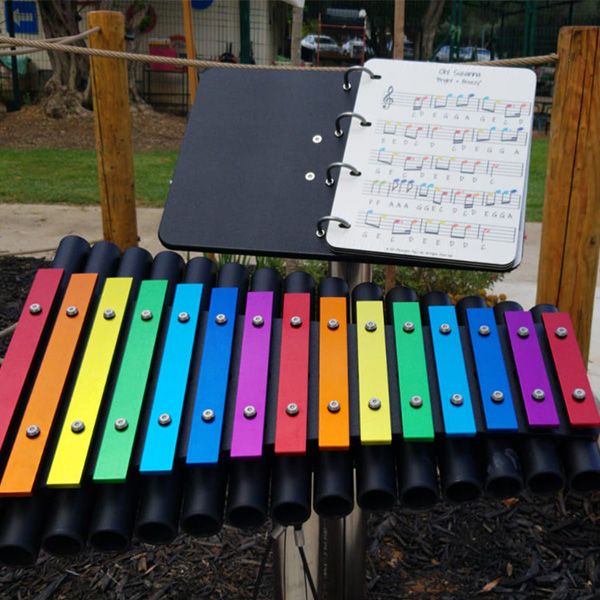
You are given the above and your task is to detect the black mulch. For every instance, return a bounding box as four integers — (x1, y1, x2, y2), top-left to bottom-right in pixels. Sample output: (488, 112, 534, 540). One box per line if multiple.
(1, 257, 599, 599)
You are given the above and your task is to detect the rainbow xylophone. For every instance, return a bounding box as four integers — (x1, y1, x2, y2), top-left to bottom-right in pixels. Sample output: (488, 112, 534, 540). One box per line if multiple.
(0, 235, 598, 566)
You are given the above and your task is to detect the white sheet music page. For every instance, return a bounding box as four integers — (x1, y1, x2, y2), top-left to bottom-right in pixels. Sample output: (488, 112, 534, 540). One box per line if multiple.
(325, 58, 537, 270)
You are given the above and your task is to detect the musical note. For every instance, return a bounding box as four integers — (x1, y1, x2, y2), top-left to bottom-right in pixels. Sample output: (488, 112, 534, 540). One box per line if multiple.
(485, 192, 495, 206)
(377, 148, 393, 165)
(370, 180, 388, 195)
(383, 120, 397, 135)
(392, 218, 413, 235)
(404, 156, 424, 171)
(481, 96, 496, 113)
(464, 193, 474, 209)
(453, 128, 466, 145)
(508, 189, 518, 204)
(434, 93, 453, 108)
(418, 183, 434, 198)
(456, 93, 475, 108)
(476, 127, 496, 142)
(451, 224, 471, 239)
(433, 187, 445, 205)
(404, 124, 424, 140)
(405, 179, 415, 193)
(424, 220, 440, 235)
(488, 162, 499, 177)
(412, 96, 429, 111)
(500, 127, 523, 142)
(504, 103, 523, 118)
(480, 227, 492, 242)
(460, 159, 481, 174)
(434, 156, 451, 171)
(365, 209, 382, 228)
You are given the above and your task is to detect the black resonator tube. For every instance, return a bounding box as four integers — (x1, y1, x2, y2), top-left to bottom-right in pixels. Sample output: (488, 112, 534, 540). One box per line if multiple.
(313, 277, 354, 518)
(270, 270, 315, 526)
(180, 262, 249, 537)
(225, 267, 281, 529)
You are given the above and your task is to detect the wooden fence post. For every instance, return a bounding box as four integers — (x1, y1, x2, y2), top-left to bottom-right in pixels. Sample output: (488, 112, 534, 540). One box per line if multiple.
(536, 26, 600, 362)
(182, 0, 198, 107)
(87, 10, 138, 250)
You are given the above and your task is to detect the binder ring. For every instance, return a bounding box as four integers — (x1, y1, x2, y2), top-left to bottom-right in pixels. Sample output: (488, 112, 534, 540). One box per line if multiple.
(316, 216, 352, 238)
(343, 66, 381, 91)
(325, 162, 361, 187)
(334, 112, 372, 138)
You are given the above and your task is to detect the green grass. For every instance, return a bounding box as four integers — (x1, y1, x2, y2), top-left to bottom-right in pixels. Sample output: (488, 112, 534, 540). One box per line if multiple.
(0, 140, 549, 220)
(0, 148, 177, 206)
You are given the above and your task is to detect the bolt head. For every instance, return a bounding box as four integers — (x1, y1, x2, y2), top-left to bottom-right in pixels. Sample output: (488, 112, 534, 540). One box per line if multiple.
(555, 326, 568, 339)
(158, 413, 172, 426)
(71, 420, 85, 433)
(368, 397, 381, 410)
(327, 318, 340, 331)
(532, 388, 545, 401)
(365, 320, 377, 332)
(305, 171, 316, 182)
(140, 309, 153, 321)
(286, 403, 300, 416)
(29, 303, 42, 315)
(450, 393, 463, 406)
(26, 424, 40, 439)
(178, 311, 190, 323)
(403, 321, 415, 333)
(491, 390, 505, 403)
(312, 135, 322, 144)
(252, 315, 264, 328)
(103, 308, 116, 320)
(439, 323, 452, 335)
(478, 325, 491, 337)
(202, 408, 215, 422)
(517, 326, 529, 338)
(327, 400, 341, 413)
(290, 315, 303, 328)
(66, 306, 79, 318)
(215, 313, 227, 325)
(243, 405, 257, 419)
(572, 388, 586, 402)
(409, 395, 423, 408)
(114, 418, 129, 431)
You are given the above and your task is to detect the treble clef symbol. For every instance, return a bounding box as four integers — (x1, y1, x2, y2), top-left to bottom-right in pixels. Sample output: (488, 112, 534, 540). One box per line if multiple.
(382, 86, 394, 110)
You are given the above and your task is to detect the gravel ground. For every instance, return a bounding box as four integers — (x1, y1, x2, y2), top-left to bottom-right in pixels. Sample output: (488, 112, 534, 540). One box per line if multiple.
(1, 257, 599, 600)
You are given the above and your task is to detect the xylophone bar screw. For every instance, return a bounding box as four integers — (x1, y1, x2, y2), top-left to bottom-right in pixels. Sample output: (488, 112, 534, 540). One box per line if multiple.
(365, 320, 377, 332)
(71, 420, 85, 433)
(252, 315, 265, 328)
(327, 400, 341, 413)
(491, 390, 505, 403)
(66, 306, 79, 318)
(178, 312, 190, 323)
(202, 408, 216, 422)
(409, 395, 423, 408)
(368, 397, 382, 410)
(327, 319, 340, 331)
(478, 325, 491, 336)
(26, 424, 41, 439)
(572, 388, 586, 402)
(450, 393, 464, 406)
(215, 313, 227, 325)
(158, 413, 172, 426)
(517, 326, 529, 338)
(140, 309, 153, 321)
(290, 316, 303, 328)
(403, 321, 415, 333)
(532, 388, 545, 401)
(439, 323, 452, 335)
(555, 326, 569, 339)
(104, 308, 116, 320)
(243, 405, 257, 419)
(114, 418, 129, 431)
(29, 303, 42, 315)
(286, 403, 300, 416)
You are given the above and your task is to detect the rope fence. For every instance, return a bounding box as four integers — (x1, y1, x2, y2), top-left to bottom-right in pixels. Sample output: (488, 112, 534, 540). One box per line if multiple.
(0, 33, 559, 70)
(0, 27, 100, 57)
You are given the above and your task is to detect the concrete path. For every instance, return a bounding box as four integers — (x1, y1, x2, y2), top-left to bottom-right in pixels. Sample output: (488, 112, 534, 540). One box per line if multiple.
(1, 203, 598, 390)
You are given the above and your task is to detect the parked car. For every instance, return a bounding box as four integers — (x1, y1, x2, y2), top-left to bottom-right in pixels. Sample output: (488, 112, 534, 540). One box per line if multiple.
(342, 37, 371, 59)
(434, 45, 491, 62)
(301, 34, 340, 61)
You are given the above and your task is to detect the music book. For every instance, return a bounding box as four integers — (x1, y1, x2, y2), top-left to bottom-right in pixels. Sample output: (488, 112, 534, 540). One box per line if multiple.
(325, 59, 537, 270)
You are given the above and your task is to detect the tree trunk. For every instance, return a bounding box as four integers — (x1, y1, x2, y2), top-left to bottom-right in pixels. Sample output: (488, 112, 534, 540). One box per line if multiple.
(37, 0, 89, 117)
(418, 0, 446, 60)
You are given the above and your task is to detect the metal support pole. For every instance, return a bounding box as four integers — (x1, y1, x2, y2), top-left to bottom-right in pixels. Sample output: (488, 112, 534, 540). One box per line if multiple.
(5, 0, 22, 111)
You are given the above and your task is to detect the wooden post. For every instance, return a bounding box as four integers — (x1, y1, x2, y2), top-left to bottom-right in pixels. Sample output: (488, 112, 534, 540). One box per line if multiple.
(182, 0, 198, 107)
(393, 0, 405, 59)
(87, 11, 138, 250)
(536, 27, 600, 362)
(290, 5, 303, 66)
